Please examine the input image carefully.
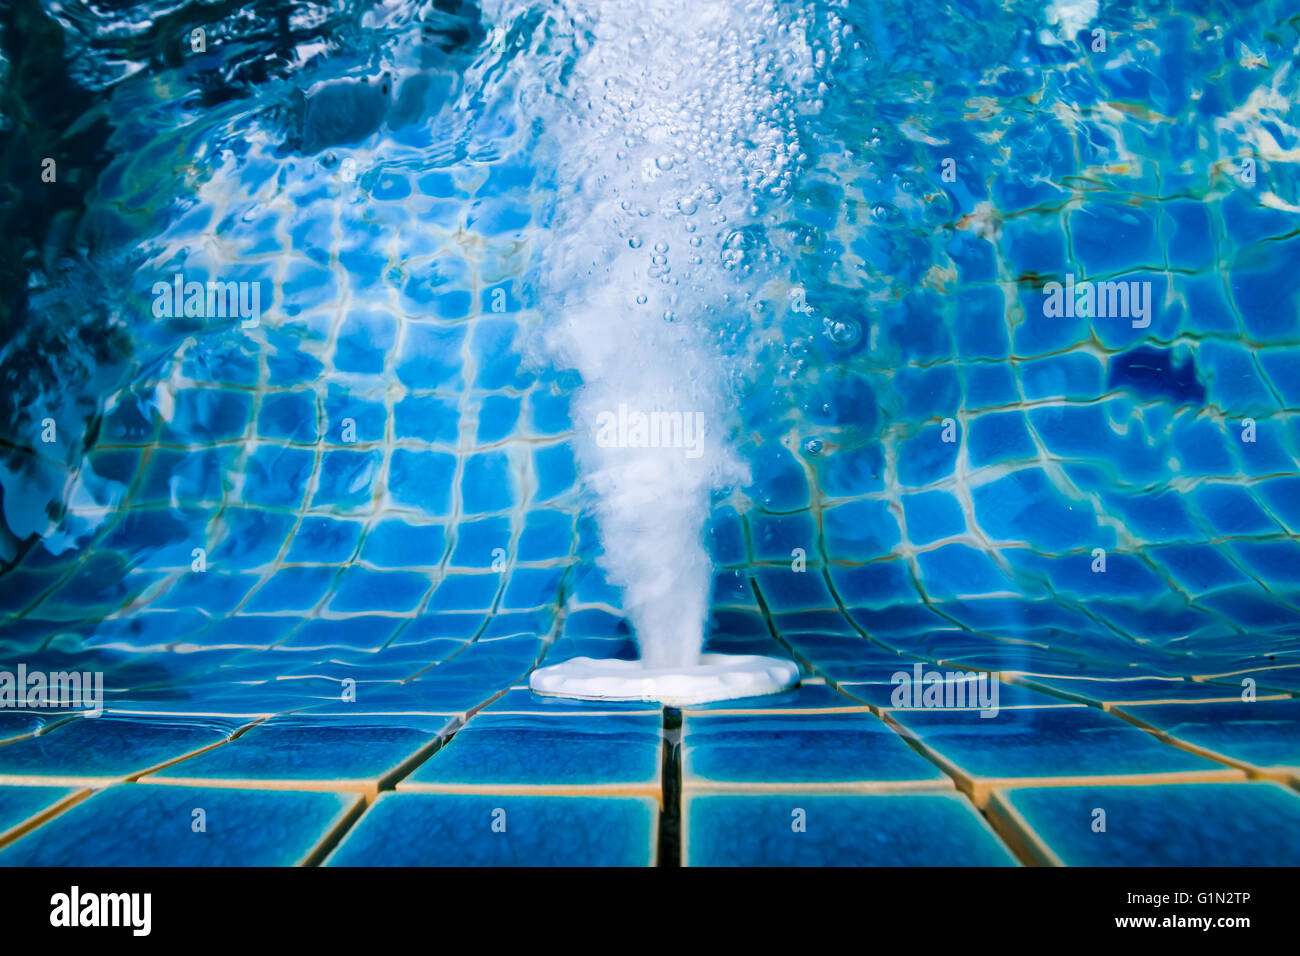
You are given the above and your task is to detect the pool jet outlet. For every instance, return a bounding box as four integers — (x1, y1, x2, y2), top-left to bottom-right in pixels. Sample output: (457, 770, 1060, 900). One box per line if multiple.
(529, 652, 800, 707)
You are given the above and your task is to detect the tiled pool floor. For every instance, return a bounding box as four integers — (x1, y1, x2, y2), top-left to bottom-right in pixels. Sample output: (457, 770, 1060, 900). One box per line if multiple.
(0, 632, 1297, 865)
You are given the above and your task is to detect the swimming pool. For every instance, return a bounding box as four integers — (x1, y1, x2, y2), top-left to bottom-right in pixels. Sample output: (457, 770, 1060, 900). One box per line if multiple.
(0, 0, 1297, 866)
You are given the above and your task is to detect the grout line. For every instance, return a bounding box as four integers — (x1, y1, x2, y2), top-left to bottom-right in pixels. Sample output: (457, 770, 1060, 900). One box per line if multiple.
(129, 716, 269, 782)
(984, 789, 1062, 867)
(299, 793, 369, 868)
(658, 706, 680, 867)
(0, 787, 95, 852)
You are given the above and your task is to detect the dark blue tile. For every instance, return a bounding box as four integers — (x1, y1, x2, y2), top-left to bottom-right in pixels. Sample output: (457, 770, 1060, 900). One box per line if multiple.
(327, 792, 656, 866)
(401, 713, 662, 791)
(685, 792, 1015, 866)
(148, 715, 455, 788)
(889, 706, 1230, 782)
(1117, 699, 1300, 769)
(682, 712, 947, 788)
(0, 785, 80, 841)
(994, 782, 1300, 866)
(0, 716, 242, 782)
(0, 784, 359, 866)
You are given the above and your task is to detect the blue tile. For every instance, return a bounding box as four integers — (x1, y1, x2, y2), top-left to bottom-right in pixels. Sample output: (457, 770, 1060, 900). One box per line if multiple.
(312, 450, 382, 510)
(448, 516, 512, 567)
(244, 446, 316, 507)
(753, 568, 835, 612)
(360, 518, 446, 569)
(1010, 675, 1260, 705)
(0, 785, 80, 839)
(0, 784, 359, 866)
(896, 424, 960, 487)
(0, 714, 58, 745)
(401, 713, 662, 791)
(327, 792, 656, 866)
(889, 706, 1229, 781)
(1116, 699, 1300, 769)
(461, 451, 515, 514)
(822, 498, 901, 560)
(685, 792, 1016, 866)
(427, 573, 501, 612)
(994, 782, 1300, 866)
(841, 675, 1068, 710)
(972, 468, 1108, 551)
(388, 449, 457, 514)
(396, 324, 467, 390)
(148, 715, 454, 786)
(966, 411, 1036, 469)
(750, 511, 818, 563)
(476, 394, 521, 444)
(393, 394, 460, 444)
(328, 568, 430, 613)
(916, 544, 1014, 598)
(682, 712, 947, 788)
(257, 390, 318, 442)
(281, 616, 400, 651)
(533, 442, 577, 501)
(0, 716, 243, 781)
(335, 309, 398, 374)
(1071, 203, 1161, 274)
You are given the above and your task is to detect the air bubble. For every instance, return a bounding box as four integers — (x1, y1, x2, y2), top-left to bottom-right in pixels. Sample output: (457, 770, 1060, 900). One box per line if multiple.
(825, 318, 861, 346)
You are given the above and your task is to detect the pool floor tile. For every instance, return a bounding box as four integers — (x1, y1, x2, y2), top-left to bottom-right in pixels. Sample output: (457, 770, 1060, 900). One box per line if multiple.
(886, 705, 1239, 799)
(681, 712, 950, 791)
(0, 785, 84, 848)
(839, 676, 1073, 710)
(145, 714, 458, 795)
(989, 782, 1300, 866)
(398, 713, 663, 794)
(0, 784, 362, 866)
(0, 713, 65, 745)
(683, 792, 1018, 866)
(1201, 664, 1300, 694)
(326, 792, 657, 866)
(0, 715, 248, 785)
(1113, 699, 1300, 773)
(1007, 674, 1288, 706)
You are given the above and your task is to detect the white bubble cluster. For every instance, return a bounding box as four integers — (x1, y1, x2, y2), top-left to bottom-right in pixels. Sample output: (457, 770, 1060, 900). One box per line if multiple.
(496, 0, 842, 667)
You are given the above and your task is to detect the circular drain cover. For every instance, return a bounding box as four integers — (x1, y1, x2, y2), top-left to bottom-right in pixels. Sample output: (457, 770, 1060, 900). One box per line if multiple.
(528, 653, 800, 706)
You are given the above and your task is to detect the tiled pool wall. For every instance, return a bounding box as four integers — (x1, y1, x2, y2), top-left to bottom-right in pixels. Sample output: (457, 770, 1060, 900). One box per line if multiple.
(0, 0, 1297, 864)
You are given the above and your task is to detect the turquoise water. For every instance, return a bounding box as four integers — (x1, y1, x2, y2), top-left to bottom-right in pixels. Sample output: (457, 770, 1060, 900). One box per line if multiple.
(0, 0, 1297, 865)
